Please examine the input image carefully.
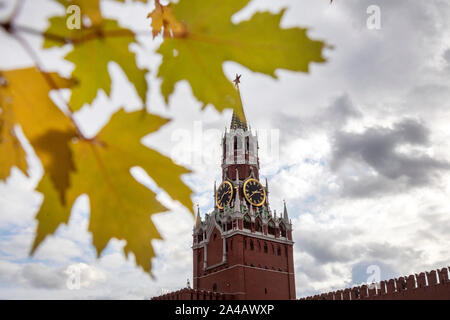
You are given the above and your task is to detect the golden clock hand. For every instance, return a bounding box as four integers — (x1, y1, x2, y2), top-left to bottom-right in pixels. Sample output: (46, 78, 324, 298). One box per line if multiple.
(219, 191, 230, 203)
(249, 190, 262, 197)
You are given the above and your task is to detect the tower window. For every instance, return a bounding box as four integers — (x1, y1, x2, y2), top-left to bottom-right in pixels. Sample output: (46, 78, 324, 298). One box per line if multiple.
(279, 223, 287, 238)
(268, 221, 275, 236)
(243, 215, 251, 230)
(234, 136, 238, 162)
(246, 136, 249, 152)
(255, 218, 262, 233)
(223, 138, 226, 159)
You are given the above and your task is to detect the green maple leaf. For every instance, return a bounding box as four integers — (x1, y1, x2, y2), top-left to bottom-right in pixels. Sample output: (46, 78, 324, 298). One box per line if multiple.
(43, 17, 148, 111)
(32, 109, 194, 273)
(153, 0, 327, 115)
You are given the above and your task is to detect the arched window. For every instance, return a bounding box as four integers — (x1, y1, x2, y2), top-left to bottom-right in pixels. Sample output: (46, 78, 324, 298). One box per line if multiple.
(279, 223, 287, 238)
(268, 220, 275, 236)
(223, 138, 226, 159)
(234, 136, 238, 162)
(254, 217, 263, 233)
(258, 241, 261, 251)
(277, 246, 281, 256)
(264, 242, 268, 253)
(250, 240, 254, 251)
(271, 244, 275, 254)
(226, 219, 232, 231)
(243, 214, 251, 230)
(212, 283, 217, 292)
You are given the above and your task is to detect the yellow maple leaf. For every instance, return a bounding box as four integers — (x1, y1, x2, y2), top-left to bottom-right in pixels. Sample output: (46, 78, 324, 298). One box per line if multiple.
(0, 68, 76, 203)
(0, 88, 28, 179)
(32, 109, 194, 273)
(147, 0, 186, 39)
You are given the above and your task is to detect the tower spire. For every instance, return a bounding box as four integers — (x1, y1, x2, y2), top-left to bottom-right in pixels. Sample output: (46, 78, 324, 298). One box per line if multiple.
(230, 74, 248, 131)
(283, 200, 289, 221)
(195, 204, 201, 227)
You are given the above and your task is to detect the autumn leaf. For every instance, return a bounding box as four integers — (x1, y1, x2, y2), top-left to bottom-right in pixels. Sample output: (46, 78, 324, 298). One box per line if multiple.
(43, 16, 148, 111)
(0, 92, 28, 180)
(0, 68, 76, 203)
(32, 109, 194, 273)
(147, 0, 185, 39)
(152, 0, 327, 116)
(54, 0, 151, 27)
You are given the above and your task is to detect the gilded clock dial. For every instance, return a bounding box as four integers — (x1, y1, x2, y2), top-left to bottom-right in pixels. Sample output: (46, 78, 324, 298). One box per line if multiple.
(243, 178, 266, 207)
(216, 181, 233, 209)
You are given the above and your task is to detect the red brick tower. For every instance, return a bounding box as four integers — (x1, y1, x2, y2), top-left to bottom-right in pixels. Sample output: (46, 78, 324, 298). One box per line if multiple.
(192, 77, 295, 300)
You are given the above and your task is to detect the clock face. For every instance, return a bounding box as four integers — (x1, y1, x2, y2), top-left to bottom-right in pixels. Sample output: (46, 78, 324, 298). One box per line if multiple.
(216, 181, 233, 209)
(243, 178, 266, 207)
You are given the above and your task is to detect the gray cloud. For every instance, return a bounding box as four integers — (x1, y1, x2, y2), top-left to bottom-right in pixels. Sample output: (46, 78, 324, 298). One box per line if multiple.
(444, 49, 450, 64)
(275, 94, 361, 142)
(331, 119, 449, 197)
(294, 227, 365, 265)
(21, 263, 66, 289)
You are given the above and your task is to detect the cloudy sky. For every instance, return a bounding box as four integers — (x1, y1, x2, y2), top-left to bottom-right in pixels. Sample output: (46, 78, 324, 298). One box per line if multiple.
(1, 0, 450, 299)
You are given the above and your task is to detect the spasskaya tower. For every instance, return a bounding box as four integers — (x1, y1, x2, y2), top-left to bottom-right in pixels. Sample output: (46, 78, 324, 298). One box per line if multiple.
(192, 75, 295, 300)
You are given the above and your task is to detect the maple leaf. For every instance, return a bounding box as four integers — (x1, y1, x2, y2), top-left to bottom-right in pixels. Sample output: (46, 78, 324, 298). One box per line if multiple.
(32, 109, 194, 273)
(55, 0, 150, 27)
(147, 0, 185, 39)
(0, 68, 76, 203)
(43, 17, 148, 111)
(152, 0, 327, 116)
(0, 94, 28, 180)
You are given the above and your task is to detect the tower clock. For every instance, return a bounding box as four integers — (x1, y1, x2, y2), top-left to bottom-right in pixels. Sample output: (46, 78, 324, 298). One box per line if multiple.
(215, 181, 233, 209)
(243, 178, 266, 207)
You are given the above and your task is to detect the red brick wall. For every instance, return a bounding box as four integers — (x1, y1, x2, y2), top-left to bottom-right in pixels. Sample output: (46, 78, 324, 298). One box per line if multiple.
(300, 267, 450, 300)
